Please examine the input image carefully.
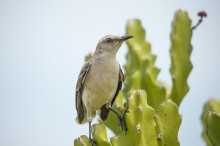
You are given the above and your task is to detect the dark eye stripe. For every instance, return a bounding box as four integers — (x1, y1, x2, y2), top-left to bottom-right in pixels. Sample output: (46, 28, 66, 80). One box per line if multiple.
(106, 38, 113, 44)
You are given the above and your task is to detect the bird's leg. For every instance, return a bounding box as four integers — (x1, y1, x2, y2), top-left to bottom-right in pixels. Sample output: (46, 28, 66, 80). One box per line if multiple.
(89, 121, 96, 146)
(109, 108, 129, 133)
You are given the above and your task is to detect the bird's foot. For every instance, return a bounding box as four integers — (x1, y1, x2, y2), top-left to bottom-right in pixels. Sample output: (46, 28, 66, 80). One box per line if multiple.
(89, 138, 96, 146)
(117, 109, 129, 134)
(109, 108, 129, 134)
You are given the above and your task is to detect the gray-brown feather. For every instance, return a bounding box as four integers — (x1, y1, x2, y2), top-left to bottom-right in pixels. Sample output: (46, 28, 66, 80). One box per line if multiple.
(75, 60, 92, 123)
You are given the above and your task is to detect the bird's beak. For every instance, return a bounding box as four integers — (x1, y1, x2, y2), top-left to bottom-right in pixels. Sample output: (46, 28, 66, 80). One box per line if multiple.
(119, 35, 133, 42)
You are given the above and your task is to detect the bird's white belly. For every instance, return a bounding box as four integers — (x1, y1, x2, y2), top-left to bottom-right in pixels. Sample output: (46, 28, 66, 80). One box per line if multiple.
(82, 59, 119, 111)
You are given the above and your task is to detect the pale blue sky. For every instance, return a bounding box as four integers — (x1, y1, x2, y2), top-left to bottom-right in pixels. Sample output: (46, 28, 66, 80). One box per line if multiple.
(0, 0, 220, 146)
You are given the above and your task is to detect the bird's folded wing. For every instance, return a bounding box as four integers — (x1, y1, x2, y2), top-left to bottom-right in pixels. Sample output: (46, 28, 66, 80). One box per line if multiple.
(75, 60, 92, 123)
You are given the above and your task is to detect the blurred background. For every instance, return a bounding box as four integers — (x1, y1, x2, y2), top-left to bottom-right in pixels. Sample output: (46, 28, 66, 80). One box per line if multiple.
(0, 0, 219, 146)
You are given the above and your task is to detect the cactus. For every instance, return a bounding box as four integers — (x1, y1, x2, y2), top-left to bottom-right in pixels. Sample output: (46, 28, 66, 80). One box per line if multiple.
(201, 98, 220, 146)
(124, 19, 167, 109)
(74, 135, 91, 146)
(102, 10, 192, 135)
(169, 10, 193, 105)
(111, 90, 158, 146)
(123, 10, 192, 109)
(74, 10, 197, 146)
(206, 111, 220, 146)
(85, 52, 94, 62)
(74, 90, 181, 146)
(155, 99, 181, 146)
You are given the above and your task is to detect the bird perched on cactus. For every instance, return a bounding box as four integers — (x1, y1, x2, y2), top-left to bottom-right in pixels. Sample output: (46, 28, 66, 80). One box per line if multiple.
(75, 35, 133, 145)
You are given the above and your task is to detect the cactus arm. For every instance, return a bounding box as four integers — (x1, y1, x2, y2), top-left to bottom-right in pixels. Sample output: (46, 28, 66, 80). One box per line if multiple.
(169, 10, 192, 105)
(92, 124, 111, 146)
(74, 135, 91, 146)
(84, 52, 93, 62)
(111, 90, 158, 146)
(125, 19, 166, 109)
(205, 111, 220, 146)
(201, 98, 220, 146)
(155, 99, 181, 146)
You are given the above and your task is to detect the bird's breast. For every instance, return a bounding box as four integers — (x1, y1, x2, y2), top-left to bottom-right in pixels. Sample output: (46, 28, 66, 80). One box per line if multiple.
(82, 58, 119, 110)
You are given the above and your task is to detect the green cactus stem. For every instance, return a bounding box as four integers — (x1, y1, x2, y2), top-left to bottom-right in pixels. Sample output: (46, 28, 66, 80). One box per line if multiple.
(125, 19, 166, 109)
(169, 10, 193, 105)
(110, 90, 158, 146)
(74, 135, 91, 146)
(155, 99, 181, 146)
(92, 124, 111, 146)
(205, 111, 220, 146)
(201, 98, 220, 146)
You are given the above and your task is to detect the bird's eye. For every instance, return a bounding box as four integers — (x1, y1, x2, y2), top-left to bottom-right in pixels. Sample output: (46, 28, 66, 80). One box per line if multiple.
(106, 38, 113, 44)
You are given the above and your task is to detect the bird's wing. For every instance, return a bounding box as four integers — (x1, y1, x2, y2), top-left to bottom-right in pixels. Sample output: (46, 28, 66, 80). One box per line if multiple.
(111, 66, 124, 105)
(75, 60, 92, 123)
(100, 65, 124, 121)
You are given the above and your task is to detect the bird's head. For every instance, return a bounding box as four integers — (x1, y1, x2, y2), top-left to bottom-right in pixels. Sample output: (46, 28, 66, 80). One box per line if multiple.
(94, 35, 133, 57)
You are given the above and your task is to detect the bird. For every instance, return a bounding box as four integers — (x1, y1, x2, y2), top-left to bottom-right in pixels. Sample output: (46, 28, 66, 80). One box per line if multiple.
(75, 35, 133, 145)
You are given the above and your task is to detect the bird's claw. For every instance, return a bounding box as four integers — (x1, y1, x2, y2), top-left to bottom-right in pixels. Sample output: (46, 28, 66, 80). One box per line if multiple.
(117, 109, 129, 134)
